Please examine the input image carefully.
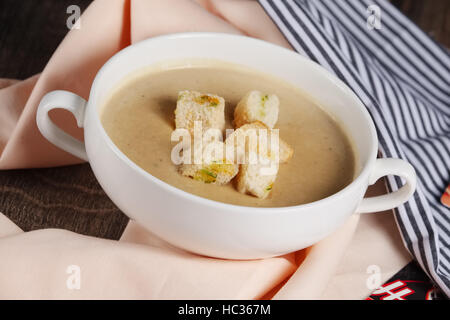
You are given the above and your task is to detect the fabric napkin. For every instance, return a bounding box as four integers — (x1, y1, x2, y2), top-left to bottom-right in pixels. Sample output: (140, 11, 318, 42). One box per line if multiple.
(0, 0, 410, 299)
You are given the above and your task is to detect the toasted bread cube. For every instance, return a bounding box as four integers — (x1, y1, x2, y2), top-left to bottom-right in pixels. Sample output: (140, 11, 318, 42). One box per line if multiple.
(225, 122, 280, 198)
(179, 141, 238, 185)
(225, 122, 264, 165)
(236, 157, 279, 199)
(234, 91, 279, 129)
(226, 121, 293, 164)
(175, 90, 225, 133)
(279, 138, 294, 164)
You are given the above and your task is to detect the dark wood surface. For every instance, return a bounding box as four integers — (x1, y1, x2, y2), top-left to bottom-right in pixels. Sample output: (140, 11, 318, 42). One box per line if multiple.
(0, 0, 448, 240)
(391, 0, 450, 48)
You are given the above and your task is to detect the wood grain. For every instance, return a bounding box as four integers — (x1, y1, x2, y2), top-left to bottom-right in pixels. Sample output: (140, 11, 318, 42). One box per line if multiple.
(392, 0, 450, 48)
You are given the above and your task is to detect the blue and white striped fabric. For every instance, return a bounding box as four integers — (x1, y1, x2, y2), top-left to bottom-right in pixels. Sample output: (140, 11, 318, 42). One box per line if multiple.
(258, 0, 450, 296)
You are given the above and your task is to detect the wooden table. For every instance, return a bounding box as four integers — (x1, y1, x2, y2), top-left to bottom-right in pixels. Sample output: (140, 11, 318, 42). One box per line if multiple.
(0, 0, 448, 240)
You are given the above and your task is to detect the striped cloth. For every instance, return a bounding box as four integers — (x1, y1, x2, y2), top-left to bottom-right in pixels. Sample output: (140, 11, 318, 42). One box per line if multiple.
(258, 0, 450, 296)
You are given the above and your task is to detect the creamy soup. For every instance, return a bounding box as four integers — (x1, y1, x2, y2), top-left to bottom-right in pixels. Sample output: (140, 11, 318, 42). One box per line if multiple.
(101, 60, 355, 207)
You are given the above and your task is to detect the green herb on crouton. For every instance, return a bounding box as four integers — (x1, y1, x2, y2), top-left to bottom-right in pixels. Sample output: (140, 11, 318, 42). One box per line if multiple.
(196, 94, 220, 107)
(192, 162, 238, 184)
(194, 169, 217, 183)
(202, 169, 217, 178)
(261, 94, 269, 105)
(259, 94, 269, 117)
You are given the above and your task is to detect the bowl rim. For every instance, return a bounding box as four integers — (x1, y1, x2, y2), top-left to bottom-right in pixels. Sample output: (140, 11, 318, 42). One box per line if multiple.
(88, 32, 378, 214)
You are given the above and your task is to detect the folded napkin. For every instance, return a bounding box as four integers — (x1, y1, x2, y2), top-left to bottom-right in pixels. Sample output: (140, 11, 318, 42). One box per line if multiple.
(0, 0, 412, 299)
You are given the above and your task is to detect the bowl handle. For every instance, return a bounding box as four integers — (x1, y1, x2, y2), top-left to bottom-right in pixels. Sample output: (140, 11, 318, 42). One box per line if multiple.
(356, 158, 417, 214)
(36, 90, 88, 161)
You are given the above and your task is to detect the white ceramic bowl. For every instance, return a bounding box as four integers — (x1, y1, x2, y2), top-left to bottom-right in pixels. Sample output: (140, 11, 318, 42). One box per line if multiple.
(36, 33, 416, 259)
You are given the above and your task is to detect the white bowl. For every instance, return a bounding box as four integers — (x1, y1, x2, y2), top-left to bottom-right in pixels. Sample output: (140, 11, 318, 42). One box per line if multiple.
(36, 33, 416, 259)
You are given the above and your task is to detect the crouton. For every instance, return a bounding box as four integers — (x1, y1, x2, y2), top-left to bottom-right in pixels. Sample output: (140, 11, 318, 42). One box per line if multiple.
(226, 121, 293, 164)
(279, 138, 294, 164)
(236, 157, 279, 199)
(175, 90, 225, 133)
(224, 122, 280, 198)
(179, 141, 238, 185)
(234, 91, 279, 129)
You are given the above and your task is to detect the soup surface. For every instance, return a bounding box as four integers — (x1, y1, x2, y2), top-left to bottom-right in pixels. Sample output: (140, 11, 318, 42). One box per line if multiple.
(101, 60, 355, 207)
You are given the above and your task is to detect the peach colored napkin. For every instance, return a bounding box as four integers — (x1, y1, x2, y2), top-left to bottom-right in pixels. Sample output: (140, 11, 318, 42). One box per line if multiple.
(0, 0, 409, 299)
